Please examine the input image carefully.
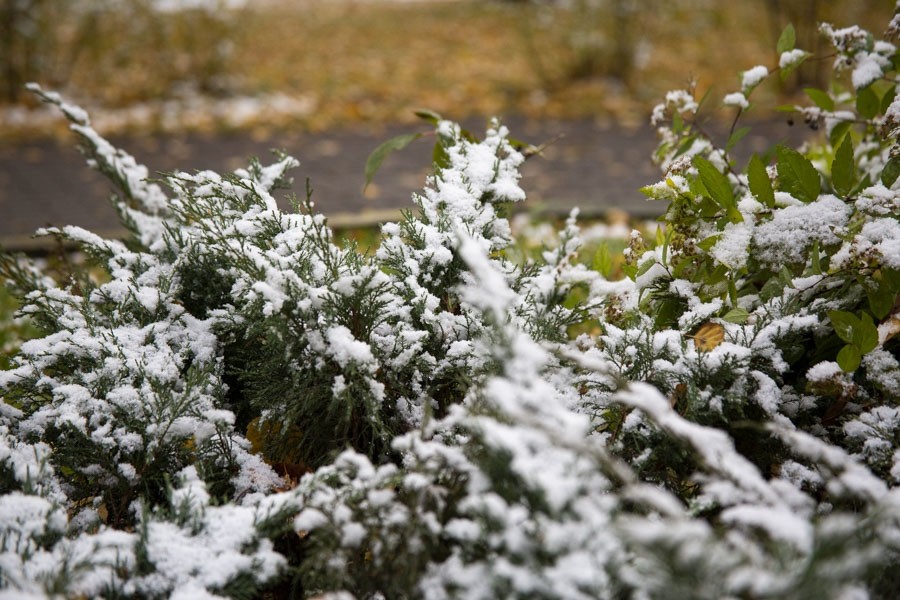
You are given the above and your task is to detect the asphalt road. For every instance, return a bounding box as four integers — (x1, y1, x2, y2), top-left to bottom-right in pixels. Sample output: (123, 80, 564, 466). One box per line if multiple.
(0, 117, 808, 250)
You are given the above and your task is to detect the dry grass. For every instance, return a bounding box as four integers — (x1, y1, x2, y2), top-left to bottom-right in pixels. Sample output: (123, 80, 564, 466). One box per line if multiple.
(2, 0, 894, 138)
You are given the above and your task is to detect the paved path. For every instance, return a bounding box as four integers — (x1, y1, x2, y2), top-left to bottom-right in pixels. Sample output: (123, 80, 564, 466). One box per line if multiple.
(0, 117, 807, 250)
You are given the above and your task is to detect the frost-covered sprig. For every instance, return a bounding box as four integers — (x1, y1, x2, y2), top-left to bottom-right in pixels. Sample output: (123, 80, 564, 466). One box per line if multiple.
(149, 118, 537, 471)
(577, 19, 900, 583)
(821, 22, 897, 90)
(27, 84, 172, 250)
(171, 177, 416, 467)
(0, 233, 277, 526)
(515, 209, 605, 343)
(4, 11, 900, 593)
(288, 228, 900, 599)
(372, 119, 531, 416)
(0, 466, 294, 599)
(289, 237, 631, 599)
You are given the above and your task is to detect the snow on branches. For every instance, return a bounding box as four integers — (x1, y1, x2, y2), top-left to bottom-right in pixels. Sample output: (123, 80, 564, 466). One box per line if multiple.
(2, 10, 900, 599)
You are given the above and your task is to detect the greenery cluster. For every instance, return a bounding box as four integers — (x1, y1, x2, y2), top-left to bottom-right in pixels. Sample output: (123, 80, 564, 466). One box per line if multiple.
(1, 10, 900, 600)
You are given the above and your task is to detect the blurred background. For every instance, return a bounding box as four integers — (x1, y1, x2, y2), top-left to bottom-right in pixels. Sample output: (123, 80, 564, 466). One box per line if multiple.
(1, 0, 891, 136)
(0, 0, 895, 245)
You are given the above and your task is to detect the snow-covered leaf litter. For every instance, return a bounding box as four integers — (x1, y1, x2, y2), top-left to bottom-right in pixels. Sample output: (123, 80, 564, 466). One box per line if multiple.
(1, 13, 900, 599)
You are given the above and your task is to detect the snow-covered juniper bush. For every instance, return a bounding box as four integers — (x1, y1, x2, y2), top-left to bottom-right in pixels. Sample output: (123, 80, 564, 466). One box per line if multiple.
(2, 10, 900, 600)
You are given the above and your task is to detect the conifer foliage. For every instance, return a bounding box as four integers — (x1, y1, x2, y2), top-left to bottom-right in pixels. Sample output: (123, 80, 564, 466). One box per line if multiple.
(1, 10, 900, 599)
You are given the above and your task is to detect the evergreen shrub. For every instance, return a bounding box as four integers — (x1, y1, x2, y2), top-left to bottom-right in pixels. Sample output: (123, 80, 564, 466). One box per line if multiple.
(1, 9, 899, 599)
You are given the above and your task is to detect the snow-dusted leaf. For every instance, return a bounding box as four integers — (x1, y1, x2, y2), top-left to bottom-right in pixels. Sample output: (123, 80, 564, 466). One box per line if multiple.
(776, 145, 820, 203)
(829, 310, 861, 344)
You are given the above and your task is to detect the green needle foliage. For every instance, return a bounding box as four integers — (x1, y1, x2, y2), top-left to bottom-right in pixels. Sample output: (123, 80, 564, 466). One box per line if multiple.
(1, 10, 900, 599)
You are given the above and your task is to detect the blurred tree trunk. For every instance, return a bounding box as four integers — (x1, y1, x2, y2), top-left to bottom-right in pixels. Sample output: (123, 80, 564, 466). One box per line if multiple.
(1, 0, 24, 102)
(763, 0, 826, 90)
(610, 0, 636, 85)
(0, 0, 55, 104)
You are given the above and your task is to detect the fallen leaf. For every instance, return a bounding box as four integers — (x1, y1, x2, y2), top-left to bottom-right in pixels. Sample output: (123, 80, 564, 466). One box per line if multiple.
(693, 322, 725, 351)
(670, 382, 688, 410)
(878, 314, 900, 345)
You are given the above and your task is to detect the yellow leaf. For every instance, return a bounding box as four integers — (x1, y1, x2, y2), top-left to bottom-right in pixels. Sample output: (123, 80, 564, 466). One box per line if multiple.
(879, 314, 900, 345)
(246, 418, 309, 484)
(246, 417, 266, 455)
(693, 322, 725, 351)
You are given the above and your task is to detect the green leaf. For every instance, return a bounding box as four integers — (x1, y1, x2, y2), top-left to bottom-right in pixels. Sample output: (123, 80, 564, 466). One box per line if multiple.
(660, 235, 669, 267)
(432, 139, 450, 171)
(364, 133, 422, 190)
(828, 120, 852, 147)
(777, 23, 796, 54)
(779, 265, 794, 281)
(850, 174, 873, 198)
(828, 310, 859, 344)
(856, 86, 880, 119)
(810, 239, 823, 275)
(726, 127, 751, 152)
(459, 127, 478, 143)
(881, 86, 897, 115)
(747, 154, 775, 208)
(507, 136, 534, 155)
(706, 264, 729, 286)
(672, 111, 684, 134)
(722, 307, 750, 324)
(776, 145, 821, 203)
(831, 136, 856, 197)
(655, 225, 666, 247)
(837, 344, 862, 372)
(858, 312, 879, 354)
(654, 297, 684, 330)
(804, 87, 834, 112)
(698, 197, 720, 218)
(696, 87, 714, 113)
(697, 234, 722, 252)
(592, 242, 614, 278)
(636, 259, 656, 278)
(760, 276, 785, 301)
(829, 309, 877, 355)
(883, 267, 900, 293)
(688, 172, 708, 198)
(728, 279, 739, 306)
(882, 155, 900, 187)
(413, 109, 442, 125)
(673, 256, 696, 278)
(868, 283, 894, 320)
(674, 134, 699, 158)
(693, 156, 742, 222)
(639, 184, 660, 199)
